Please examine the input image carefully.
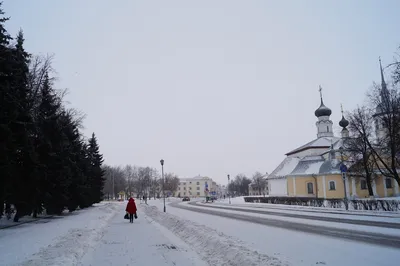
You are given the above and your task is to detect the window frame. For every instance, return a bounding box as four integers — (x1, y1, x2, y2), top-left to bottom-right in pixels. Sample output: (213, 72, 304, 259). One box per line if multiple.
(307, 182, 314, 194)
(328, 180, 336, 191)
(385, 178, 393, 189)
(360, 180, 367, 190)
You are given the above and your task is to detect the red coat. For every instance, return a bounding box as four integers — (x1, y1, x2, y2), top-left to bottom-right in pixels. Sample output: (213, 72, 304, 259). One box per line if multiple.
(126, 198, 137, 214)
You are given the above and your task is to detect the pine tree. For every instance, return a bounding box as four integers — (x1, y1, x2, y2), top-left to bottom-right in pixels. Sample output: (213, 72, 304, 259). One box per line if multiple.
(0, 2, 13, 218)
(36, 74, 68, 215)
(87, 133, 105, 204)
(77, 142, 92, 209)
(7, 30, 37, 222)
(58, 111, 86, 212)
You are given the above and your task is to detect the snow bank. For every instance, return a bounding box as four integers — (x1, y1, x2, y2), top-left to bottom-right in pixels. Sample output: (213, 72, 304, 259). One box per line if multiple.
(17, 202, 120, 266)
(142, 205, 288, 266)
(217, 197, 400, 215)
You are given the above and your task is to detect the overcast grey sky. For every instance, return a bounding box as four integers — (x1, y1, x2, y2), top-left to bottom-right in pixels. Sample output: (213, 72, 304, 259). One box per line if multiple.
(3, 0, 400, 184)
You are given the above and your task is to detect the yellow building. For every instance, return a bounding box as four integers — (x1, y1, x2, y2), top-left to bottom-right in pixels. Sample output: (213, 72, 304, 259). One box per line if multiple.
(175, 176, 217, 198)
(268, 81, 399, 199)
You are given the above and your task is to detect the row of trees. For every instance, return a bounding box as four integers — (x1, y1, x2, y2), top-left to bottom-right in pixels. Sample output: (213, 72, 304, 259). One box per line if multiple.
(227, 172, 267, 196)
(102, 165, 179, 200)
(0, 4, 105, 221)
(344, 48, 400, 197)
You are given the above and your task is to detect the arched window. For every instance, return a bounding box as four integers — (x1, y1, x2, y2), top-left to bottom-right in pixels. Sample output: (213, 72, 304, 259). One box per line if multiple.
(327, 126, 329, 132)
(307, 182, 314, 194)
(329, 181, 336, 191)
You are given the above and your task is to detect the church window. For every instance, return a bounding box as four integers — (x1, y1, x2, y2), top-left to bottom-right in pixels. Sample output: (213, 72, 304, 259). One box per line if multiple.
(307, 182, 314, 194)
(385, 178, 393, 189)
(327, 126, 329, 132)
(360, 180, 367, 190)
(329, 181, 336, 190)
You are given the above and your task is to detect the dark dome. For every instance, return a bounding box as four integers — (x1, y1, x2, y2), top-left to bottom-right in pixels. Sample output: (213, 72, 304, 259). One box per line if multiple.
(339, 115, 349, 128)
(314, 100, 332, 117)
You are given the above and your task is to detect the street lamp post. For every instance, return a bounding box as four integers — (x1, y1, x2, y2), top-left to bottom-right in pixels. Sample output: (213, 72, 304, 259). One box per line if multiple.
(160, 159, 166, 212)
(227, 174, 231, 204)
(340, 148, 349, 211)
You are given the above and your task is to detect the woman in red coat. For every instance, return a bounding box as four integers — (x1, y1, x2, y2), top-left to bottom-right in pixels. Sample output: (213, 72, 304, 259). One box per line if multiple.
(126, 197, 137, 223)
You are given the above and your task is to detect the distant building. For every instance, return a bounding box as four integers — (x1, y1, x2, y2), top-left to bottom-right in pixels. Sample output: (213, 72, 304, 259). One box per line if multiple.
(248, 175, 269, 196)
(175, 176, 218, 198)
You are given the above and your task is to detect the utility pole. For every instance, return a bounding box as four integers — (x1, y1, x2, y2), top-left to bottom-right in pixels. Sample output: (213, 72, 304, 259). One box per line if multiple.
(227, 174, 231, 204)
(160, 159, 166, 212)
(112, 172, 115, 200)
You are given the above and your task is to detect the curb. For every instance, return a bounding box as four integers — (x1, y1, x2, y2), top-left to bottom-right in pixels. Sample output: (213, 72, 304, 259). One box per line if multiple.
(0, 215, 54, 230)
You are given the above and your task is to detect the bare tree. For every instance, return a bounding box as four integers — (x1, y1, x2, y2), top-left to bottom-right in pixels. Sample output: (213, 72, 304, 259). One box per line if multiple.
(392, 46, 400, 85)
(124, 165, 134, 197)
(163, 173, 179, 195)
(368, 84, 400, 187)
(344, 107, 376, 196)
(27, 54, 55, 109)
(252, 172, 267, 195)
(233, 174, 252, 196)
(149, 172, 161, 199)
(102, 165, 126, 199)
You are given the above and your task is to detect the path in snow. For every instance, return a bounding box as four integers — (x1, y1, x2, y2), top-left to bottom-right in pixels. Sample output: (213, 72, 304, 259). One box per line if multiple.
(78, 202, 207, 266)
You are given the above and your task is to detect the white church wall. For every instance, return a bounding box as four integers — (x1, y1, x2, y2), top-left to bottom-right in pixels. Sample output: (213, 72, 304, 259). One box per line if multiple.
(268, 178, 288, 196)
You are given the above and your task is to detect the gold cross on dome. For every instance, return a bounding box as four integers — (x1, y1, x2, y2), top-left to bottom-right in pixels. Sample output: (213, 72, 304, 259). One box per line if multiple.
(319, 85, 323, 99)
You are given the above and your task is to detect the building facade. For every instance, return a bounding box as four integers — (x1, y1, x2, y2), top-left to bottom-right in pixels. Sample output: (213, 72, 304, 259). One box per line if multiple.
(175, 176, 218, 198)
(267, 63, 400, 199)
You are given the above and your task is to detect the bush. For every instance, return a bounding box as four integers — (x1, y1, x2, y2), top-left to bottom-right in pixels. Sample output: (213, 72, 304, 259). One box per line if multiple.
(243, 196, 400, 212)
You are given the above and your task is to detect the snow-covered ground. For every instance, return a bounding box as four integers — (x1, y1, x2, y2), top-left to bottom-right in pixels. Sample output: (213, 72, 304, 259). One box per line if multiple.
(2, 198, 400, 266)
(0, 201, 208, 266)
(147, 198, 400, 266)
(218, 196, 400, 216)
(196, 201, 400, 223)
(142, 203, 288, 266)
(188, 201, 400, 237)
(0, 202, 119, 266)
(79, 201, 207, 266)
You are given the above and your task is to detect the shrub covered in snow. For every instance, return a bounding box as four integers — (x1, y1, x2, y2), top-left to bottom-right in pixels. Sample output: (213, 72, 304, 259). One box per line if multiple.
(244, 196, 400, 211)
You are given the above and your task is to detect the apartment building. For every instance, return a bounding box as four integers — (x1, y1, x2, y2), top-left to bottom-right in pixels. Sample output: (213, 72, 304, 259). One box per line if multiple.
(175, 176, 218, 198)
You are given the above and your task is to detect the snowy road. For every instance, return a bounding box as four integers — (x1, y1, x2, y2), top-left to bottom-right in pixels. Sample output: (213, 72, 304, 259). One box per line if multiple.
(188, 202, 400, 229)
(146, 198, 400, 266)
(172, 201, 400, 248)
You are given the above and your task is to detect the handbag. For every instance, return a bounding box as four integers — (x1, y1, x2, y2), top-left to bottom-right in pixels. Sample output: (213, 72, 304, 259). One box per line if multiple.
(134, 213, 138, 219)
(124, 213, 129, 219)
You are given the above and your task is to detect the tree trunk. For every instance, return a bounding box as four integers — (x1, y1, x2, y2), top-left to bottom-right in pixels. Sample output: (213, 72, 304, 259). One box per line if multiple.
(13, 209, 21, 222)
(364, 160, 375, 197)
(396, 177, 400, 188)
(366, 175, 374, 197)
